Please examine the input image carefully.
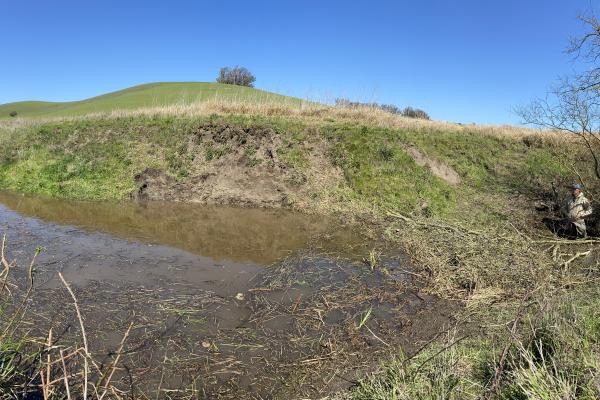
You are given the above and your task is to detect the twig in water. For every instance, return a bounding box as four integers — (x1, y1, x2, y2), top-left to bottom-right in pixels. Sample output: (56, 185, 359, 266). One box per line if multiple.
(357, 307, 372, 329)
(365, 325, 390, 347)
(98, 322, 133, 400)
(58, 272, 89, 400)
(59, 348, 72, 400)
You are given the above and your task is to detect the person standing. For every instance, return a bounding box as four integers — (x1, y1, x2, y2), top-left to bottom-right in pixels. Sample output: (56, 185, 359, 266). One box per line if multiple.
(563, 184, 593, 238)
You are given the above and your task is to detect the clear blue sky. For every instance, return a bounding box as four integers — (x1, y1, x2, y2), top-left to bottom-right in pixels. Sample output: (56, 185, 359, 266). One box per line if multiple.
(1, 0, 597, 124)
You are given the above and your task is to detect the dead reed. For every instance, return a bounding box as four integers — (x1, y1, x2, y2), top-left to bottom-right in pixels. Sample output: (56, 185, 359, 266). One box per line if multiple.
(0, 235, 132, 400)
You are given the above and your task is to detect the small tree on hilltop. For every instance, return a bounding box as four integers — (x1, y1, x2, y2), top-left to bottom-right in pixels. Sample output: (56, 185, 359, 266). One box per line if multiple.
(216, 66, 256, 87)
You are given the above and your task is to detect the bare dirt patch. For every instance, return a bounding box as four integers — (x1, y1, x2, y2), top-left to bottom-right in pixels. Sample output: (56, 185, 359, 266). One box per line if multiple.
(131, 123, 344, 208)
(404, 145, 461, 186)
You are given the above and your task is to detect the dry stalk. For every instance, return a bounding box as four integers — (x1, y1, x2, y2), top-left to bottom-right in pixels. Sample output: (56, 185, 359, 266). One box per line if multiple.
(387, 210, 510, 240)
(535, 238, 600, 245)
(482, 289, 538, 400)
(562, 250, 592, 268)
(98, 322, 133, 400)
(59, 348, 72, 400)
(58, 272, 89, 400)
(0, 234, 15, 297)
(41, 329, 53, 400)
(1, 247, 39, 340)
(412, 334, 469, 378)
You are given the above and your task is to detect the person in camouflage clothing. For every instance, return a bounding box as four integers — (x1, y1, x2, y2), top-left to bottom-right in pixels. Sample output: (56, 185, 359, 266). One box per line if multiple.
(563, 183, 593, 238)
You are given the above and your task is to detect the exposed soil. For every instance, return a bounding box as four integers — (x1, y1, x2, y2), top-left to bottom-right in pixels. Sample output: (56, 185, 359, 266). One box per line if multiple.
(404, 145, 461, 186)
(131, 123, 344, 208)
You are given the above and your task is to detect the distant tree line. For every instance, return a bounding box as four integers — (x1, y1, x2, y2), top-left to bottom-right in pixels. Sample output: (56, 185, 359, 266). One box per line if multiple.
(216, 66, 256, 87)
(335, 98, 430, 120)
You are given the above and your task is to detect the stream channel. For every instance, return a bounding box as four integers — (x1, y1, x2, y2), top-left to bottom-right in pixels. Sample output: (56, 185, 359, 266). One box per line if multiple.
(0, 191, 455, 399)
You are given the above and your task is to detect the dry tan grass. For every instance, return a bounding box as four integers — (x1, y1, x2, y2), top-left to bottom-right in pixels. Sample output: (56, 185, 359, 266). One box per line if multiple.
(0, 99, 566, 140)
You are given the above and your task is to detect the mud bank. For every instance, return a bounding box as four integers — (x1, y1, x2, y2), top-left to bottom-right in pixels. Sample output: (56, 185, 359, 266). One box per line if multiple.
(130, 122, 343, 208)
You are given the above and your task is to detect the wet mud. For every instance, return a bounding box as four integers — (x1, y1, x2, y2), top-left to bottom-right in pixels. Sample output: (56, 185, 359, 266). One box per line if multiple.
(0, 192, 456, 399)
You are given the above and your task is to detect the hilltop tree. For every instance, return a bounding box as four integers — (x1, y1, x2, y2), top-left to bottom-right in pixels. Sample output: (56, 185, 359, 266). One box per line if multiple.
(216, 66, 256, 87)
(517, 13, 600, 179)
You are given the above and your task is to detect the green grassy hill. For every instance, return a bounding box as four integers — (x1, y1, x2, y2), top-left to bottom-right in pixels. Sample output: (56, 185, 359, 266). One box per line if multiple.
(0, 82, 304, 118)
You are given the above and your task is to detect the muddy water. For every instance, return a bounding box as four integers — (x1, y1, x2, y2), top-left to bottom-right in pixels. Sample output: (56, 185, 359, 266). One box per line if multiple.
(0, 191, 367, 290)
(0, 191, 455, 399)
(0, 191, 364, 264)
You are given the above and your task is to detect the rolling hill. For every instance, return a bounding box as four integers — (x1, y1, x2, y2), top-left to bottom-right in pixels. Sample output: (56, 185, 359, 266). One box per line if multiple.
(0, 82, 304, 118)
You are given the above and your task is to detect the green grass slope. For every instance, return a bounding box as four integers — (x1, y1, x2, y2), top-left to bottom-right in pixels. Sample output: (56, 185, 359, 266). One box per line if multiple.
(0, 82, 303, 118)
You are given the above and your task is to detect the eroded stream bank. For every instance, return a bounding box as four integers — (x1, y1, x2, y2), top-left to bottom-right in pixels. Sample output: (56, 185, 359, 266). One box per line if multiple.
(0, 192, 456, 399)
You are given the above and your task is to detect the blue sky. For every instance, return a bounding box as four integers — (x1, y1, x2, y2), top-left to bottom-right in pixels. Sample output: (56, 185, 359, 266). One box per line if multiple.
(0, 0, 596, 124)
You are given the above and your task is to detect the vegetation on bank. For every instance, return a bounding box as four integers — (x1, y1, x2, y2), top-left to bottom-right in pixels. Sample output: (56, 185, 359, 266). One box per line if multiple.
(342, 286, 600, 400)
(0, 100, 599, 398)
(0, 105, 576, 214)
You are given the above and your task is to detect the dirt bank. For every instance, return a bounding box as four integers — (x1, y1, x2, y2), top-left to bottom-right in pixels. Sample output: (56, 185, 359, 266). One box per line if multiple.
(130, 122, 344, 208)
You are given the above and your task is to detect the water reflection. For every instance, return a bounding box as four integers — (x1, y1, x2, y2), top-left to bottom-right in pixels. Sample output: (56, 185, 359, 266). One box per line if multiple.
(0, 191, 355, 264)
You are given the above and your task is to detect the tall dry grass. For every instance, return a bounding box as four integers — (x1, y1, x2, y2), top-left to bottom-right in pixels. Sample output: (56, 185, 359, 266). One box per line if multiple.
(0, 98, 563, 140)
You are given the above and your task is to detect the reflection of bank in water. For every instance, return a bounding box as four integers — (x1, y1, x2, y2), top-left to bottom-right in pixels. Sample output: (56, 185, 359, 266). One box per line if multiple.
(0, 191, 365, 264)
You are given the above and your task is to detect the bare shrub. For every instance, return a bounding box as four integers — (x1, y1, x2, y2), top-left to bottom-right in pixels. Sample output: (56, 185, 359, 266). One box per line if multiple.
(517, 13, 600, 180)
(335, 98, 430, 119)
(402, 106, 430, 120)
